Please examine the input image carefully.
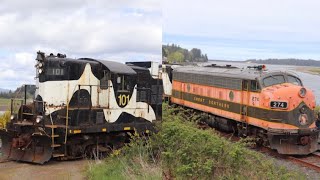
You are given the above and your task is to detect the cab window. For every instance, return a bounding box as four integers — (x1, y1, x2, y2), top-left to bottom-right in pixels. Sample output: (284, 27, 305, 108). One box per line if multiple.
(100, 71, 109, 89)
(117, 75, 132, 92)
(263, 75, 285, 87)
(287, 75, 302, 86)
(250, 80, 260, 91)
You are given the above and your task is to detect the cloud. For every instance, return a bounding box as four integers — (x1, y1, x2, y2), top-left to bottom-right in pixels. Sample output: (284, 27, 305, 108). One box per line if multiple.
(0, 0, 161, 89)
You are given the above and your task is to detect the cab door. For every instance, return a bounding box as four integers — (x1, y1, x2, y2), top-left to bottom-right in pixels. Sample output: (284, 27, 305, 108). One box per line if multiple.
(240, 80, 249, 123)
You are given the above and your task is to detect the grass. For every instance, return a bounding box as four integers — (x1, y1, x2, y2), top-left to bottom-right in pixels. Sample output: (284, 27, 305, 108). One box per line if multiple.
(0, 98, 10, 106)
(315, 106, 320, 113)
(87, 134, 162, 180)
(309, 68, 320, 74)
(0, 98, 10, 104)
(87, 103, 305, 179)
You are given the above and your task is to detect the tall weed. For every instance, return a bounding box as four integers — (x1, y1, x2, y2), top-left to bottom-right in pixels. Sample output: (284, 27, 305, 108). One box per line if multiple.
(0, 111, 10, 128)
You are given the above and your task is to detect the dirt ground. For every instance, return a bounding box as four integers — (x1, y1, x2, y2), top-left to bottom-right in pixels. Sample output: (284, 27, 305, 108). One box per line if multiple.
(0, 159, 90, 180)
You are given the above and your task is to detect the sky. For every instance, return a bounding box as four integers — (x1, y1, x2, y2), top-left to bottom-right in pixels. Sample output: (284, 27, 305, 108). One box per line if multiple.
(0, 0, 161, 90)
(2, 1, 320, 90)
(163, 0, 320, 61)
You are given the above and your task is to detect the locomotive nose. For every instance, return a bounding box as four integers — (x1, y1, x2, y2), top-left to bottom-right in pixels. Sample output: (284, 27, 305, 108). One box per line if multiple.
(262, 84, 316, 127)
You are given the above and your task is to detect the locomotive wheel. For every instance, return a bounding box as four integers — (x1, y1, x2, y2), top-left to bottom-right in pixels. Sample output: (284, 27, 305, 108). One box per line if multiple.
(1, 133, 52, 164)
(84, 144, 112, 160)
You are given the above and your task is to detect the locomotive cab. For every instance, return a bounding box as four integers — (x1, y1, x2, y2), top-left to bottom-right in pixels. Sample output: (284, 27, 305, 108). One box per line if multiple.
(253, 72, 318, 154)
(258, 72, 316, 128)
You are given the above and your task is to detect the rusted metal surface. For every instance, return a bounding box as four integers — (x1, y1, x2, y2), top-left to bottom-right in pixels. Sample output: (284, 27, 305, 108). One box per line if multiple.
(0, 133, 53, 164)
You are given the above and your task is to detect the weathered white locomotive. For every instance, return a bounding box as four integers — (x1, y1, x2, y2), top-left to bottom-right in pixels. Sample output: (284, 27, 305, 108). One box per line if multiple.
(0, 51, 162, 164)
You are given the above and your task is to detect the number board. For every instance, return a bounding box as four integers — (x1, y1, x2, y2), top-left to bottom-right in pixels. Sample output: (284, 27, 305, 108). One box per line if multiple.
(270, 101, 288, 109)
(117, 93, 131, 107)
(47, 68, 65, 76)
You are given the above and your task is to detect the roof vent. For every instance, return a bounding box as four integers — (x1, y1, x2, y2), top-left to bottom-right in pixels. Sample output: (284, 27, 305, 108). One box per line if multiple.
(57, 53, 66, 58)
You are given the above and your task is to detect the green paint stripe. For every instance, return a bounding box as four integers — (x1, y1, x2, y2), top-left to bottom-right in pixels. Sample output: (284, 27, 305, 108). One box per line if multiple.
(172, 90, 241, 113)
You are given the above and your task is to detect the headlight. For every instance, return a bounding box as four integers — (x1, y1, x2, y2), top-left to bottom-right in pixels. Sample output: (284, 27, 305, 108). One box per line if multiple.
(299, 105, 307, 113)
(299, 88, 307, 98)
(298, 114, 308, 125)
(36, 116, 43, 123)
(10, 115, 15, 120)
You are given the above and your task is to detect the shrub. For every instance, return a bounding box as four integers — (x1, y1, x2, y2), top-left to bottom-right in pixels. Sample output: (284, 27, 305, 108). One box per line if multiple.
(88, 103, 305, 179)
(87, 133, 162, 180)
(0, 111, 10, 128)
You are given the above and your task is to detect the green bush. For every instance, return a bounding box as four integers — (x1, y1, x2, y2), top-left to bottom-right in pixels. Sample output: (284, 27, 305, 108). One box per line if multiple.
(0, 111, 10, 128)
(88, 103, 305, 179)
(87, 133, 162, 180)
(160, 104, 304, 179)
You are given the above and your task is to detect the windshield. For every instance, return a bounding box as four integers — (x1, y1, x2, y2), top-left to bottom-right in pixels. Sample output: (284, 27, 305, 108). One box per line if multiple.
(262, 74, 303, 87)
(263, 75, 285, 87)
(287, 75, 302, 86)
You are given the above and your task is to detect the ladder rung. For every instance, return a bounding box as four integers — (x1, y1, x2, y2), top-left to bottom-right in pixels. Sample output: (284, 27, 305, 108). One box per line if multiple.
(22, 113, 34, 116)
(68, 107, 102, 110)
(46, 125, 67, 129)
(51, 135, 59, 138)
(52, 154, 65, 158)
(59, 116, 71, 119)
(46, 125, 58, 128)
(51, 144, 61, 148)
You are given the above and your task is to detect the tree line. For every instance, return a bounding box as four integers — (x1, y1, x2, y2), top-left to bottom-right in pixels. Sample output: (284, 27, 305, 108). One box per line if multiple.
(162, 44, 208, 63)
(0, 85, 36, 99)
(247, 58, 320, 67)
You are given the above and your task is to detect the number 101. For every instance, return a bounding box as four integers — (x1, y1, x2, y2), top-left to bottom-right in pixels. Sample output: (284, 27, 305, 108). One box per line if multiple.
(118, 94, 130, 106)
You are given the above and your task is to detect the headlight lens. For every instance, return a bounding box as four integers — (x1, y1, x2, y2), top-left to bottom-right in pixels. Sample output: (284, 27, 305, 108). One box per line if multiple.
(300, 105, 307, 113)
(299, 88, 307, 97)
(299, 114, 308, 125)
(36, 116, 43, 123)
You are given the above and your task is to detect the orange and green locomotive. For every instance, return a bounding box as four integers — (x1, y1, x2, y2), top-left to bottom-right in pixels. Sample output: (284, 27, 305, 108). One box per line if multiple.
(163, 64, 319, 155)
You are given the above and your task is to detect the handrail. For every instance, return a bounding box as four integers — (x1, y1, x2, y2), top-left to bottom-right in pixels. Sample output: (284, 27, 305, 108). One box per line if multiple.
(65, 83, 70, 145)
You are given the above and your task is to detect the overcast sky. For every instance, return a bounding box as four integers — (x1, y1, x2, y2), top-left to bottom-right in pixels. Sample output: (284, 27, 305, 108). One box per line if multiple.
(2, 1, 320, 90)
(0, 0, 161, 90)
(163, 0, 320, 61)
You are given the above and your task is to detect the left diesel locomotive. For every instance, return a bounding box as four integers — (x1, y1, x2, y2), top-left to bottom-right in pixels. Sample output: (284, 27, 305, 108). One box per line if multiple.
(0, 51, 162, 164)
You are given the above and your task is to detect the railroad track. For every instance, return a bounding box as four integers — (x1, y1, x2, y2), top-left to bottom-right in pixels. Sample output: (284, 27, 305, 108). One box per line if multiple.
(287, 152, 320, 172)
